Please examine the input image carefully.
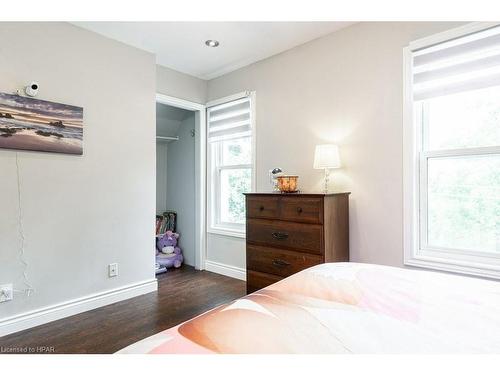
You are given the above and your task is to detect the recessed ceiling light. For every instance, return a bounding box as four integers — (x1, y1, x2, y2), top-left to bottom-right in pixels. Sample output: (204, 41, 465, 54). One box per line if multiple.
(205, 40, 219, 48)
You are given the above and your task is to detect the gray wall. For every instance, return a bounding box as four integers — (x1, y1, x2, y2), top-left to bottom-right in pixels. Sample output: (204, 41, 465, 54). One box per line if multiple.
(166, 114, 196, 266)
(156, 103, 192, 214)
(206, 22, 465, 271)
(157, 65, 207, 104)
(156, 102, 191, 136)
(0, 23, 156, 319)
(156, 142, 168, 214)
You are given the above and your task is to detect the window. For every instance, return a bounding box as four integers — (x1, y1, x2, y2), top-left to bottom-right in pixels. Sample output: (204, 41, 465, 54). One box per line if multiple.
(404, 23, 500, 278)
(207, 93, 255, 237)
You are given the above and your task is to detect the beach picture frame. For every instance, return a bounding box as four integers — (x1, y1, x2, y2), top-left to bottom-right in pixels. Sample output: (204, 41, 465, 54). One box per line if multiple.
(0, 92, 83, 155)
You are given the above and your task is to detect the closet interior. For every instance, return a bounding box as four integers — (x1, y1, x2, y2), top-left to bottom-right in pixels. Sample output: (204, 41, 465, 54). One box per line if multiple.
(155, 102, 196, 274)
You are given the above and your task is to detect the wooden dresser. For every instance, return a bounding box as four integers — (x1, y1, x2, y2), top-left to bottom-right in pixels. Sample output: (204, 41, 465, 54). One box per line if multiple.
(244, 192, 350, 294)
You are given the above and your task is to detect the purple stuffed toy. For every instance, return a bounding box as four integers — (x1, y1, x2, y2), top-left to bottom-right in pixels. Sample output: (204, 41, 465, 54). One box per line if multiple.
(156, 230, 183, 268)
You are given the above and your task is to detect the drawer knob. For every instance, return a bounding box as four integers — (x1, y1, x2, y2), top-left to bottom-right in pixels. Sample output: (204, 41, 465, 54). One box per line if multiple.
(297, 207, 303, 213)
(272, 259, 291, 267)
(259, 205, 265, 211)
(271, 232, 289, 240)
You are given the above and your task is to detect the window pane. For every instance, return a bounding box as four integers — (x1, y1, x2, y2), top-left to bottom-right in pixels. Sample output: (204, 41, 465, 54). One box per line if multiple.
(220, 168, 251, 224)
(427, 154, 500, 253)
(424, 85, 500, 150)
(222, 137, 251, 166)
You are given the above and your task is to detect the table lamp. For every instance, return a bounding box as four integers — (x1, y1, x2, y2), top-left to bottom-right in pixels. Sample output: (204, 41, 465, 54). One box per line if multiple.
(313, 144, 341, 193)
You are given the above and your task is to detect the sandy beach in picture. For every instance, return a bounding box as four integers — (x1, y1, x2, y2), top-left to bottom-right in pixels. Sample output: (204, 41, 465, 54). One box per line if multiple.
(0, 92, 83, 155)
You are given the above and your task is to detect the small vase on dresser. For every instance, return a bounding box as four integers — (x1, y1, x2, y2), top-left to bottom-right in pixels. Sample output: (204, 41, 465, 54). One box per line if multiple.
(244, 192, 350, 294)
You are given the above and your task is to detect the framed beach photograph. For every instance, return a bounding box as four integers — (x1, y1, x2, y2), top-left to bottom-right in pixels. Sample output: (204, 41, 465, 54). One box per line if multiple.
(0, 92, 83, 155)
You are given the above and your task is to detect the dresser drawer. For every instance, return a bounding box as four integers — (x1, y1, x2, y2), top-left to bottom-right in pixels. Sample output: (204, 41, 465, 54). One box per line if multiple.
(247, 270, 283, 294)
(246, 218, 323, 255)
(247, 244, 322, 278)
(279, 196, 323, 224)
(246, 196, 280, 220)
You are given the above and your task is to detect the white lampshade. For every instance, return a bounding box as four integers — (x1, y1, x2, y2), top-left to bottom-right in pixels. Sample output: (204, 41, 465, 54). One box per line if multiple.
(313, 144, 341, 169)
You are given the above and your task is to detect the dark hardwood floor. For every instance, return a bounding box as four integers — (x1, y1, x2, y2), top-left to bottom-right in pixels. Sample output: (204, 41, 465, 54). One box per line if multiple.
(0, 266, 246, 354)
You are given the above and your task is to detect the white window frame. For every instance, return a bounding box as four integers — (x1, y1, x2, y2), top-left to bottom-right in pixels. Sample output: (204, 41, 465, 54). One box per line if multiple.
(207, 91, 256, 239)
(403, 22, 500, 280)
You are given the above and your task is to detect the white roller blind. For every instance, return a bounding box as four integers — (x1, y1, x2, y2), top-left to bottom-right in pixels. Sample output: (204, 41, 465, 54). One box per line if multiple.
(207, 97, 251, 142)
(413, 25, 500, 101)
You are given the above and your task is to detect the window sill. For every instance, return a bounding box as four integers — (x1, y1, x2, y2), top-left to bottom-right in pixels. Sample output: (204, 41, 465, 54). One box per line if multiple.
(404, 253, 500, 280)
(207, 227, 246, 239)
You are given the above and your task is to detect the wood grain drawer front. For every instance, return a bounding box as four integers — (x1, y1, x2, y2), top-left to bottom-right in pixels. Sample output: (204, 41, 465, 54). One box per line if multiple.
(279, 197, 323, 224)
(246, 218, 323, 254)
(247, 245, 322, 278)
(246, 196, 280, 219)
(247, 270, 283, 293)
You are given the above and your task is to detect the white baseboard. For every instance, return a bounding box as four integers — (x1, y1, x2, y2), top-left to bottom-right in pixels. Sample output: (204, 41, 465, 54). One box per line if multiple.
(205, 260, 246, 281)
(0, 279, 158, 338)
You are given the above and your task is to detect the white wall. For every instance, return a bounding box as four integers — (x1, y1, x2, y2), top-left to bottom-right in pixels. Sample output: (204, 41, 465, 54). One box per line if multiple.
(0, 23, 156, 326)
(166, 114, 196, 266)
(206, 22, 465, 271)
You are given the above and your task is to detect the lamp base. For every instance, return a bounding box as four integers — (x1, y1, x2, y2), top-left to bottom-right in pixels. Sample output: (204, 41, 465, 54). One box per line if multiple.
(323, 168, 330, 194)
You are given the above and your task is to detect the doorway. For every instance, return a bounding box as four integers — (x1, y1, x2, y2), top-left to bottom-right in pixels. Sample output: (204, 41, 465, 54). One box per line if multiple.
(155, 94, 206, 273)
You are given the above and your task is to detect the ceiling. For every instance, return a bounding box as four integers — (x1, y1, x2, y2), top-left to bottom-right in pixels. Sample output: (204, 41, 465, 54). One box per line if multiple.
(73, 22, 353, 80)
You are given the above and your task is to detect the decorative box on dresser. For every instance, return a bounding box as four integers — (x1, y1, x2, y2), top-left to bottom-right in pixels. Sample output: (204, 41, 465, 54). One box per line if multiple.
(244, 192, 350, 294)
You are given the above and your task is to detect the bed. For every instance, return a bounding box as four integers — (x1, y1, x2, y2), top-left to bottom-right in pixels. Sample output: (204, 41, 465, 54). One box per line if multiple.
(117, 262, 500, 354)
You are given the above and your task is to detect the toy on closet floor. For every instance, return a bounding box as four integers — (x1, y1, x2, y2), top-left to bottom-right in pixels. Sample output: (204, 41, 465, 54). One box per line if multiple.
(156, 230, 183, 270)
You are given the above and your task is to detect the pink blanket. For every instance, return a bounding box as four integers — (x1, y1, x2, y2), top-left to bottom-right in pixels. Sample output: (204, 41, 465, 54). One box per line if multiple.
(118, 263, 500, 354)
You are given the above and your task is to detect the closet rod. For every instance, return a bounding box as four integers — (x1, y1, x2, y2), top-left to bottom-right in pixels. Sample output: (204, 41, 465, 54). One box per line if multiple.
(156, 135, 179, 141)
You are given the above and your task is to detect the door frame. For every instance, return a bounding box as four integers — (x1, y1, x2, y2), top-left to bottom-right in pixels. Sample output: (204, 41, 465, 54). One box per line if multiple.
(156, 93, 206, 270)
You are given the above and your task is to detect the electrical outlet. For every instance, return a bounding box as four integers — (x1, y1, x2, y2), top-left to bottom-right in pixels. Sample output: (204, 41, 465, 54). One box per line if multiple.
(108, 263, 118, 277)
(0, 284, 13, 303)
